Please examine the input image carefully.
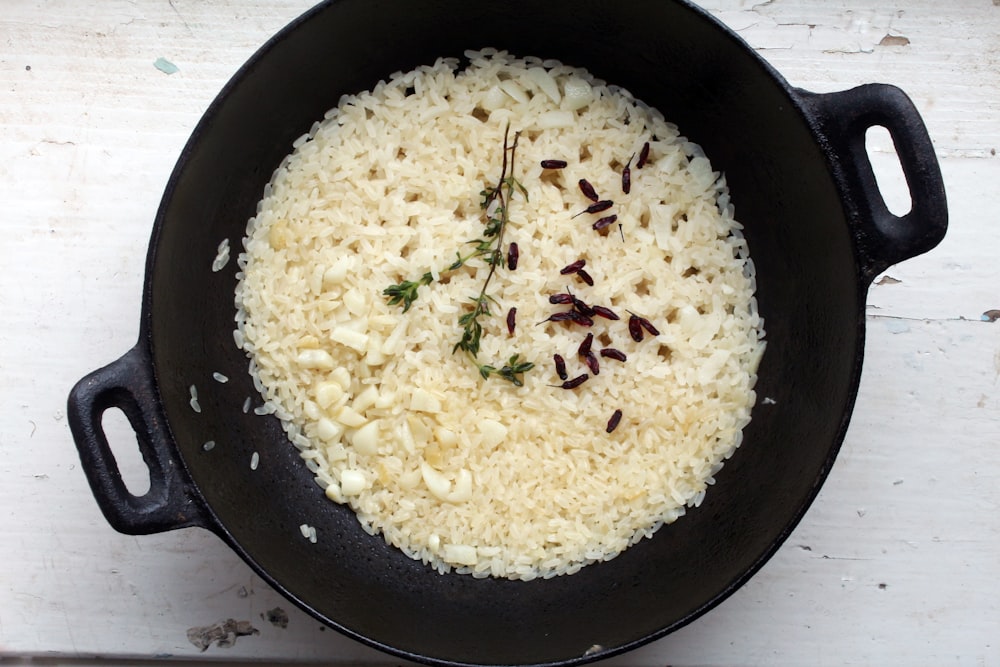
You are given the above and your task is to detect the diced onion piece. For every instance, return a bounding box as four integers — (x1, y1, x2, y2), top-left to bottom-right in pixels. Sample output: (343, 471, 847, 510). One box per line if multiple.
(447, 469, 473, 503)
(335, 405, 367, 428)
(331, 326, 368, 352)
(296, 349, 335, 370)
(340, 470, 366, 496)
(536, 110, 574, 129)
(499, 79, 529, 104)
(351, 420, 380, 455)
(562, 77, 593, 111)
(444, 543, 478, 566)
(428, 533, 441, 551)
(411, 387, 442, 413)
(420, 462, 452, 501)
(526, 67, 561, 104)
(478, 419, 507, 449)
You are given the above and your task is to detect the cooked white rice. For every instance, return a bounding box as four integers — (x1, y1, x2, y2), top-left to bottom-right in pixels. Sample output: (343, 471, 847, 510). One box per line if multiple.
(234, 50, 765, 580)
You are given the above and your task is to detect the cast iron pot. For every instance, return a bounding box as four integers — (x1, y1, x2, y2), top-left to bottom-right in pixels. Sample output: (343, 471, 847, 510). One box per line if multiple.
(68, 0, 947, 665)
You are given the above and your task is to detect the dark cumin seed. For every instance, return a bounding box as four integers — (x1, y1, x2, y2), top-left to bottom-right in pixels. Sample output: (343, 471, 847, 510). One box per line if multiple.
(628, 312, 661, 336)
(506, 307, 517, 335)
(507, 242, 519, 270)
(576, 268, 594, 286)
(554, 373, 589, 390)
(541, 159, 568, 169)
(600, 347, 627, 362)
(593, 214, 618, 231)
(578, 332, 594, 357)
(572, 297, 595, 317)
(606, 409, 623, 433)
(591, 305, 619, 321)
(568, 311, 594, 327)
(578, 178, 599, 202)
(572, 200, 614, 218)
(560, 259, 586, 275)
(540, 311, 575, 324)
(628, 314, 644, 342)
(553, 354, 568, 380)
(548, 293, 575, 305)
(622, 154, 634, 194)
(637, 141, 651, 169)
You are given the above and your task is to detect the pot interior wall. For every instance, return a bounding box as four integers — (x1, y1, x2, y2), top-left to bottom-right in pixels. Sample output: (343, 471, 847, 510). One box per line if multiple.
(148, 0, 860, 663)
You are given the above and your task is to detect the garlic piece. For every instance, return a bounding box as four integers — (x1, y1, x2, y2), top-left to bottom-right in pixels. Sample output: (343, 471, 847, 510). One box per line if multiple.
(444, 543, 478, 566)
(562, 77, 593, 111)
(420, 462, 452, 501)
(315, 381, 345, 409)
(340, 470, 366, 496)
(446, 469, 473, 503)
(316, 417, 343, 442)
(526, 67, 561, 104)
(335, 405, 367, 428)
(410, 387, 442, 413)
(331, 326, 368, 352)
(296, 349, 335, 370)
(351, 420, 380, 455)
(478, 419, 507, 449)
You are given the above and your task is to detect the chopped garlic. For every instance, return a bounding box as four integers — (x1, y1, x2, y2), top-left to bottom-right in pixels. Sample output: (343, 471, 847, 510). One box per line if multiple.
(331, 326, 368, 352)
(478, 419, 507, 449)
(410, 387, 442, 413)
(420, 462, 452, 501)
(499, 79, 529, 104)
(562, 77, 593, 111)
(536, 110, 574, 129)
(444, 543, 478, 566)
(296, 349, 334, 370)
(342, 288, 367, 316)
(351, 420, 380, 455)
(335, 405, 367, 428)
(316, 417, 343, 442)
(340, 469, 366, 495)
(447, 469, 473, 503)
(322, 256, 354, 287)
(315, 381, 344, 409)
(330, 367, 351, 391)
(324, 482, 344, 503)
(526, 67, 561, 104)
(434, 427, 458, 449)
(353, 385, 379, 413)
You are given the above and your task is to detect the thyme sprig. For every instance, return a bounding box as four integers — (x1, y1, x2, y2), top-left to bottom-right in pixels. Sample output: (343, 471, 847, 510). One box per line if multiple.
(452, 125, 532, 385)
(383, 125, 533, 386)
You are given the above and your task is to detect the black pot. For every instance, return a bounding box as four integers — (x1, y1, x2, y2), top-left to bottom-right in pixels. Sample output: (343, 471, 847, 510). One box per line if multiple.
(68, 1, 947, 665)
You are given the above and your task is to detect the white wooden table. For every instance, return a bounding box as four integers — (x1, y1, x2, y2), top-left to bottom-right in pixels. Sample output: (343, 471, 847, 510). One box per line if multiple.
(2, 1, 997, 664)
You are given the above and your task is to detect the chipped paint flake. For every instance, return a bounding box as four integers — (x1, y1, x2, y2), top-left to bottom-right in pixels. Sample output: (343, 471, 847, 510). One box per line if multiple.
(186, 619, 259, 651)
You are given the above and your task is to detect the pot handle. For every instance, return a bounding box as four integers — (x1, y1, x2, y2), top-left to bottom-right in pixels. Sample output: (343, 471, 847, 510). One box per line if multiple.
(797, 84, 948, 283)
(67, 343, 212, 535)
